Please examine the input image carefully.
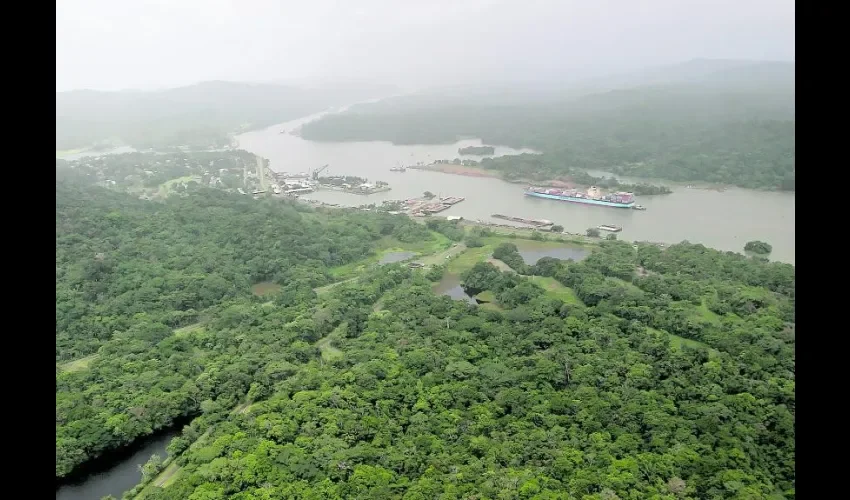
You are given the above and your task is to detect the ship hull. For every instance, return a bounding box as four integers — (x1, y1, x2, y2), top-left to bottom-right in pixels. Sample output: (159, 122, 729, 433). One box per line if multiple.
(525, 191, 635, 208)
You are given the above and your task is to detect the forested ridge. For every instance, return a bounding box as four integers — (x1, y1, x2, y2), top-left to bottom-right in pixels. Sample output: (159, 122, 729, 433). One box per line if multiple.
(300, 86, 795, 190)
(56, 180, 433, 478)
(139, 241, 794, 499)
(57, 178, 794, 498)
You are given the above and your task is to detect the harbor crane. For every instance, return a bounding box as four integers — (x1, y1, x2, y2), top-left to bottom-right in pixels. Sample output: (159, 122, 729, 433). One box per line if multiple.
(312, 164, 329, 180)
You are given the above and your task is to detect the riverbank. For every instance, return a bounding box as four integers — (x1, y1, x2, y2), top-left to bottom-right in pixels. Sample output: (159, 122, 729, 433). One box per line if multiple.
(408, 163, 671, 195)
(235, 112, 795, 264)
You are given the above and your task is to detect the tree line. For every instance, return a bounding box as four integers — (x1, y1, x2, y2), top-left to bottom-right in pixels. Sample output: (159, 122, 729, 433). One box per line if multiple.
(299, 86, 795, 191)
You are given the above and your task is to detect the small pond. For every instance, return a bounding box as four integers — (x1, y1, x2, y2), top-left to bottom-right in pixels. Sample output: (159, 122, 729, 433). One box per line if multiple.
(379, 251, 417, 264)
(432, 274, 477, 305)
(516, 245, 591, 265)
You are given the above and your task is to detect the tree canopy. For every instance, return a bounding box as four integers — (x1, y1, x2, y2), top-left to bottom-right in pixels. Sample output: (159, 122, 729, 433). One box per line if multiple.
(300, 85, 795, 191)
(56, 159, 794, 498)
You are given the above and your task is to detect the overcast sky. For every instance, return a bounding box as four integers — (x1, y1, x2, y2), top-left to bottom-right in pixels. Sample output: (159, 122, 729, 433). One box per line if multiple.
(56, 0, 795, 92)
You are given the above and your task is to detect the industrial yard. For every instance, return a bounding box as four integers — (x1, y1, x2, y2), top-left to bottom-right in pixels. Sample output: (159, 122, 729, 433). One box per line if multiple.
(404, 195, 465, 216)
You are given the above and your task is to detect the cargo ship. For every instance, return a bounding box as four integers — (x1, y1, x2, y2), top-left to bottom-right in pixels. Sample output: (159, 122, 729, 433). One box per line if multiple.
(525, 186, 635, 208)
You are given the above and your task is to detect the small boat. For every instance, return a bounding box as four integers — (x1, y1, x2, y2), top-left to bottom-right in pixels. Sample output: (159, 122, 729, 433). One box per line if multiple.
(597, 224, 622, 232)
(632, 205, 646, 211)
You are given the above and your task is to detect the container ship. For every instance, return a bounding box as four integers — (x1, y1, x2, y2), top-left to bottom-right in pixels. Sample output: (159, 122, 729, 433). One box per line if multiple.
(525, 186, 635, 208)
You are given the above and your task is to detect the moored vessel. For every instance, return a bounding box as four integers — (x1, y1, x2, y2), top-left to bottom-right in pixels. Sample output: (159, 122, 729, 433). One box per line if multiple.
(597, 224, 623, 232)
(525, 186, 635, 208)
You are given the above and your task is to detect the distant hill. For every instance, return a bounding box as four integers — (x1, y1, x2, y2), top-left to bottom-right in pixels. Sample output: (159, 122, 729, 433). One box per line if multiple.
(56, 81, 394, 150)
(299, 59, 795, 190)
(585, 58, 795, 90)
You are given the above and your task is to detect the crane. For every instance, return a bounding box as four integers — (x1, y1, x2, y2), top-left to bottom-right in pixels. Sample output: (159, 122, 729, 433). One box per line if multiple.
(312, 164, 329, 180)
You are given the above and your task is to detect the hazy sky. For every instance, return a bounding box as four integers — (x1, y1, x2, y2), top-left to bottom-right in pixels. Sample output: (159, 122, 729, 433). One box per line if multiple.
(56, 0, 795, 92)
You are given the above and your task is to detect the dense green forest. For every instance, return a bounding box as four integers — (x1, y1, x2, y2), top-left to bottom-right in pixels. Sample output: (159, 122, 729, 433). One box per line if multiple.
(56, 181, 432, 477)
(57, 166, 794, 497)
(300, 85, 795, 191)
(136, 239, 794, 499)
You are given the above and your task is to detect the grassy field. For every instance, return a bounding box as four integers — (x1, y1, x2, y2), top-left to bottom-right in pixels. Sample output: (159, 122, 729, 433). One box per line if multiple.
(329, 233, 453, 279)
(460, 222, 597, 245)
(58, 354, 99, 373)
(174, 323, 204, 337)
(157, 176, 201, 197)
(474, 290, 498, 303)
(530, 276, 585, 306)
(316, 324, 345, 362)
(647, 327, 719, 357)
(446, 244, 497, 275)
(314, 277, 358, 295)
(696, 298, 722, 324)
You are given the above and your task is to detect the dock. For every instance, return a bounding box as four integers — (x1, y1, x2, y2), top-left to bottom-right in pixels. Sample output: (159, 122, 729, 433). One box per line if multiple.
(403, 196, 466, 216)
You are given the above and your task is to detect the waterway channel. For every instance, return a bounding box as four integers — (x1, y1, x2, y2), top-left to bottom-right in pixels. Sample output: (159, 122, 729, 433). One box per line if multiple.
(56, 428, 179, 500)
(237, 110, 795, 264)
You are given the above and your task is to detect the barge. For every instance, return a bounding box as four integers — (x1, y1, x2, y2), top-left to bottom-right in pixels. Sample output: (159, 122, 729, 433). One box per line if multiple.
(492, 214, 554, 227)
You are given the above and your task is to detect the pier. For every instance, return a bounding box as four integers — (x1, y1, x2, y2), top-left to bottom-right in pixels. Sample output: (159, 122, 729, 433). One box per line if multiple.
(402, 195, 466, 216)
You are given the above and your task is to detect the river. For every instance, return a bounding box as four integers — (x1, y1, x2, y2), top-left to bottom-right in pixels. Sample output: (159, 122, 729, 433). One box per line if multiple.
(56, 429, 179, 500)
(237, 110, 795, 264)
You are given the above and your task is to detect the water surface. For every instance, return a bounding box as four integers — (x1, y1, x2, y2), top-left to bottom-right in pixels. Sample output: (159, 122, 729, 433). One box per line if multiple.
(56, 429, 178, 500)
(236, 112, 795, 264)
(433, 274, 477, 304)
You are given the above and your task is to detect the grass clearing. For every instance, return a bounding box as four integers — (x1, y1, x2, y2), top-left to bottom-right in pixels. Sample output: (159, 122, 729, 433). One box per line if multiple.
(531, 276, 585, 306)
(487, 257, 515, 273)
(648, 327, 720, 357)
(475, 290, 497, 303)
(157, 175, 201, 197)
(316, 323, 346, 361)
(314, 277, 358, 295)
(154, 462, 181, 487)
(696, 298, 722, 325)
(607, 277, 643, 293)
(59, 354, 98, 373)
(329, 233, 453, 279)
(251, 282, 282, 296)
(174, 323, 204, 337)
(447, 245, 495, 274)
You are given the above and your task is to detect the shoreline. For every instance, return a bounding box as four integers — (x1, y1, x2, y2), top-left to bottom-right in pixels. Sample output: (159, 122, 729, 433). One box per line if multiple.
(407, 163, 795, 194)
(408, 163, 665, 193)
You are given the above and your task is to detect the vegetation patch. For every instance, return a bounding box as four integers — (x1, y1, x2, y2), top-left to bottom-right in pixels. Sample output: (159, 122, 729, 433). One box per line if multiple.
(317, 324, 345, 362)
(58, 354, 98, 373)
(533, 276, 585, 306)
(250, 281, 282, 296)
(174, 323, 204, 337)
